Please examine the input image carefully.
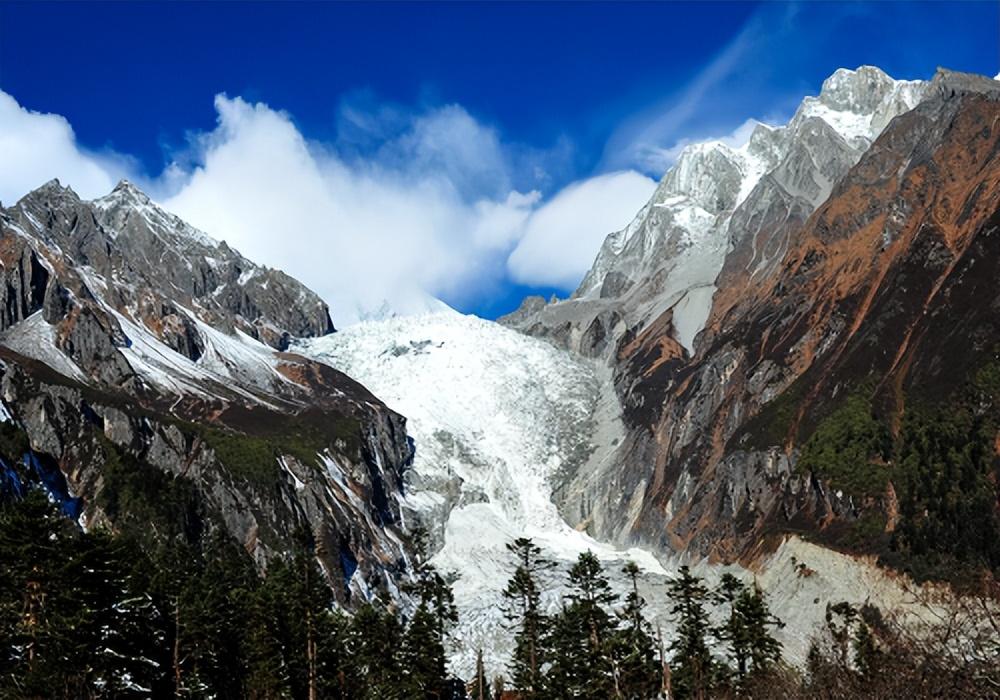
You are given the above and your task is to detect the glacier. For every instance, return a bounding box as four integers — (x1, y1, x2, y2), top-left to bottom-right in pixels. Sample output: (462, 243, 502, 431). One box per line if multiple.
(297, 307, 932, 678)
(298, 308, 672, 675)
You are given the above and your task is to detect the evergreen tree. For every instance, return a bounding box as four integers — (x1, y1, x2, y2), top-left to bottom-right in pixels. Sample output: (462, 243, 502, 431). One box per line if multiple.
(547, 551, 618, 699)
(610, 561, 661, 699)
(183, 531, 260, 699)
(852, 622, 882, 678)
(402, 603, 450, 697)
(400, 526, 459, 698)
(0, 491, 166, 697)
(713, 574, 783, 688)
(344, 603, 405, 700)
(74, 530, 164, 697)
(501, 537, 554, 697)
(0, 490, 92, 696)
(249, 528, 339, 700)
(469, 648, 488, 700)
(666, 565, 715, 700)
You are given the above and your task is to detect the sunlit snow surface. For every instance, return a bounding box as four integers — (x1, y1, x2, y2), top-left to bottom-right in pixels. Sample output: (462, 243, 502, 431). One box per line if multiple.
(298, 309, 930, 677)
(298, 309, 669, 674)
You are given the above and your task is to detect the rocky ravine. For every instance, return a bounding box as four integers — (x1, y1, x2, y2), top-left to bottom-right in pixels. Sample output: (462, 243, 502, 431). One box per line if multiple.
(0, 180, 415, 603)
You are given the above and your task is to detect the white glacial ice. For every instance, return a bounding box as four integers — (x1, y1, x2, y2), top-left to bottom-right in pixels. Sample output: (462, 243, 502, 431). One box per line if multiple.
(297, 307, 935, 678)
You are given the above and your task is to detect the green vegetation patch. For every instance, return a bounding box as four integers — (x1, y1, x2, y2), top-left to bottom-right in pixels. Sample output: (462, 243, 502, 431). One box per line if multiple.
(737, 375, 810, 451)
(797, 391, 892, 498)
(189, 410, 362, 490)
(96, 434, 203, 543)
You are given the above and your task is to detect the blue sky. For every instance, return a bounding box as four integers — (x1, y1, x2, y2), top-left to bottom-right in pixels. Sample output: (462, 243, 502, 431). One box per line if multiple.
(0, 1, 997, 322)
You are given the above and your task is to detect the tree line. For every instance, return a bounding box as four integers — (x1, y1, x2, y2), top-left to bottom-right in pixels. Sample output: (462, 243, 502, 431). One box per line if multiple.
(488, 538, 781, 700)
(2, 483, 999, 698)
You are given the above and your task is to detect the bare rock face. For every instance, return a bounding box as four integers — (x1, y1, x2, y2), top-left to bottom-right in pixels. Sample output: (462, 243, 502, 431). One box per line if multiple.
(0, 180, 415, 601)
(508, 67, 1000, 571)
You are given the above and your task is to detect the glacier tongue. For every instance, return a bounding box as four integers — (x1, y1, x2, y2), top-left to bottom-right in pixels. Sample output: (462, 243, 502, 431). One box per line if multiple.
(298, 309, 670, 675)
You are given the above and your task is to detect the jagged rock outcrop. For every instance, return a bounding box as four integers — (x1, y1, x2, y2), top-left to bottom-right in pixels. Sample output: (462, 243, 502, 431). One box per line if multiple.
(0, 180, 415, 601)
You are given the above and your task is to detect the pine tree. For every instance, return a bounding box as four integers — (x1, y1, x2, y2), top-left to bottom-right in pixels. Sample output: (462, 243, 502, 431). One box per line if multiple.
(345, 603, 405, 700)
(400, 526, 459, 698)
(245, 581, 289, 699)
(666, 565, 715, 700)
(182, 531, 260, 699)
(74, 529, 165, 697)
(402, 603, 450, 697)
(469, 648, 488, 700)
(610, 561, 661, 699)
(712, 574, 783, 690)
(853, 622, 882, 678)
(0, 490, 91, 695)
(253, 528, 339, 700)
(547, 551, 618, 699)
(501, 537, 554, 697)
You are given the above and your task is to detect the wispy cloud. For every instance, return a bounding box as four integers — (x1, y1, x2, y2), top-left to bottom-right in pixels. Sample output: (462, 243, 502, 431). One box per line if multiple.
(641, 118, 763, 175)
(598, 2, 891, 175)
(599, 9, 771, 174)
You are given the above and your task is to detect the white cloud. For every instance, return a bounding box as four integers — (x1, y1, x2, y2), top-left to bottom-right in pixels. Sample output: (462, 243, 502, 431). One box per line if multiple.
(0, 89, 658, 319)
(163, 95, 543, 324)
(642, 118, 763, 173)
(506, 170, 656, 289)
(0, 91, 129, 204)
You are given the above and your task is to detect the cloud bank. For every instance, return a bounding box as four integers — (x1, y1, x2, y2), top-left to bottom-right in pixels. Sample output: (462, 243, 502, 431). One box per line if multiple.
(0, 92, 130, 204)
(0, 89, 654, 323)
(507, 171, 655, 289)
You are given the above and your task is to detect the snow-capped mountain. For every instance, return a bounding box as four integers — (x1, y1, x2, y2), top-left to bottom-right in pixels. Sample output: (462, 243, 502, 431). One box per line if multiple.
(508, 66, 926, 356)
(0, 178, 415, 602)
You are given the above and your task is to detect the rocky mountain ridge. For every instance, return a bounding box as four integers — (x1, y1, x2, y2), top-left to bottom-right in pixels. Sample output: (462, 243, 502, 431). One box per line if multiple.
(0, 180, 415, 602)
(505, 66, 926, 359)
(504, 66, 1000, 581)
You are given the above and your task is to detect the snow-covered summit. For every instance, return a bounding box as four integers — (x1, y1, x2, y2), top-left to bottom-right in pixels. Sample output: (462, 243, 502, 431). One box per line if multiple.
(91, 179, 221, 248)
(3, 178, 334, 396)
(353, 292, 454, 325)
(539, 66, 927, 355)
(799, 65, 925, 149)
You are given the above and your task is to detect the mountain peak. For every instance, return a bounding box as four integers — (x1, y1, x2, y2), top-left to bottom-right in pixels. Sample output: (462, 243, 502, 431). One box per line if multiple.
(928, 66, 1000, 98)
(108, 178, 152, 204)
(18, 178, 81, 206)
(818, 65, 898, 113)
